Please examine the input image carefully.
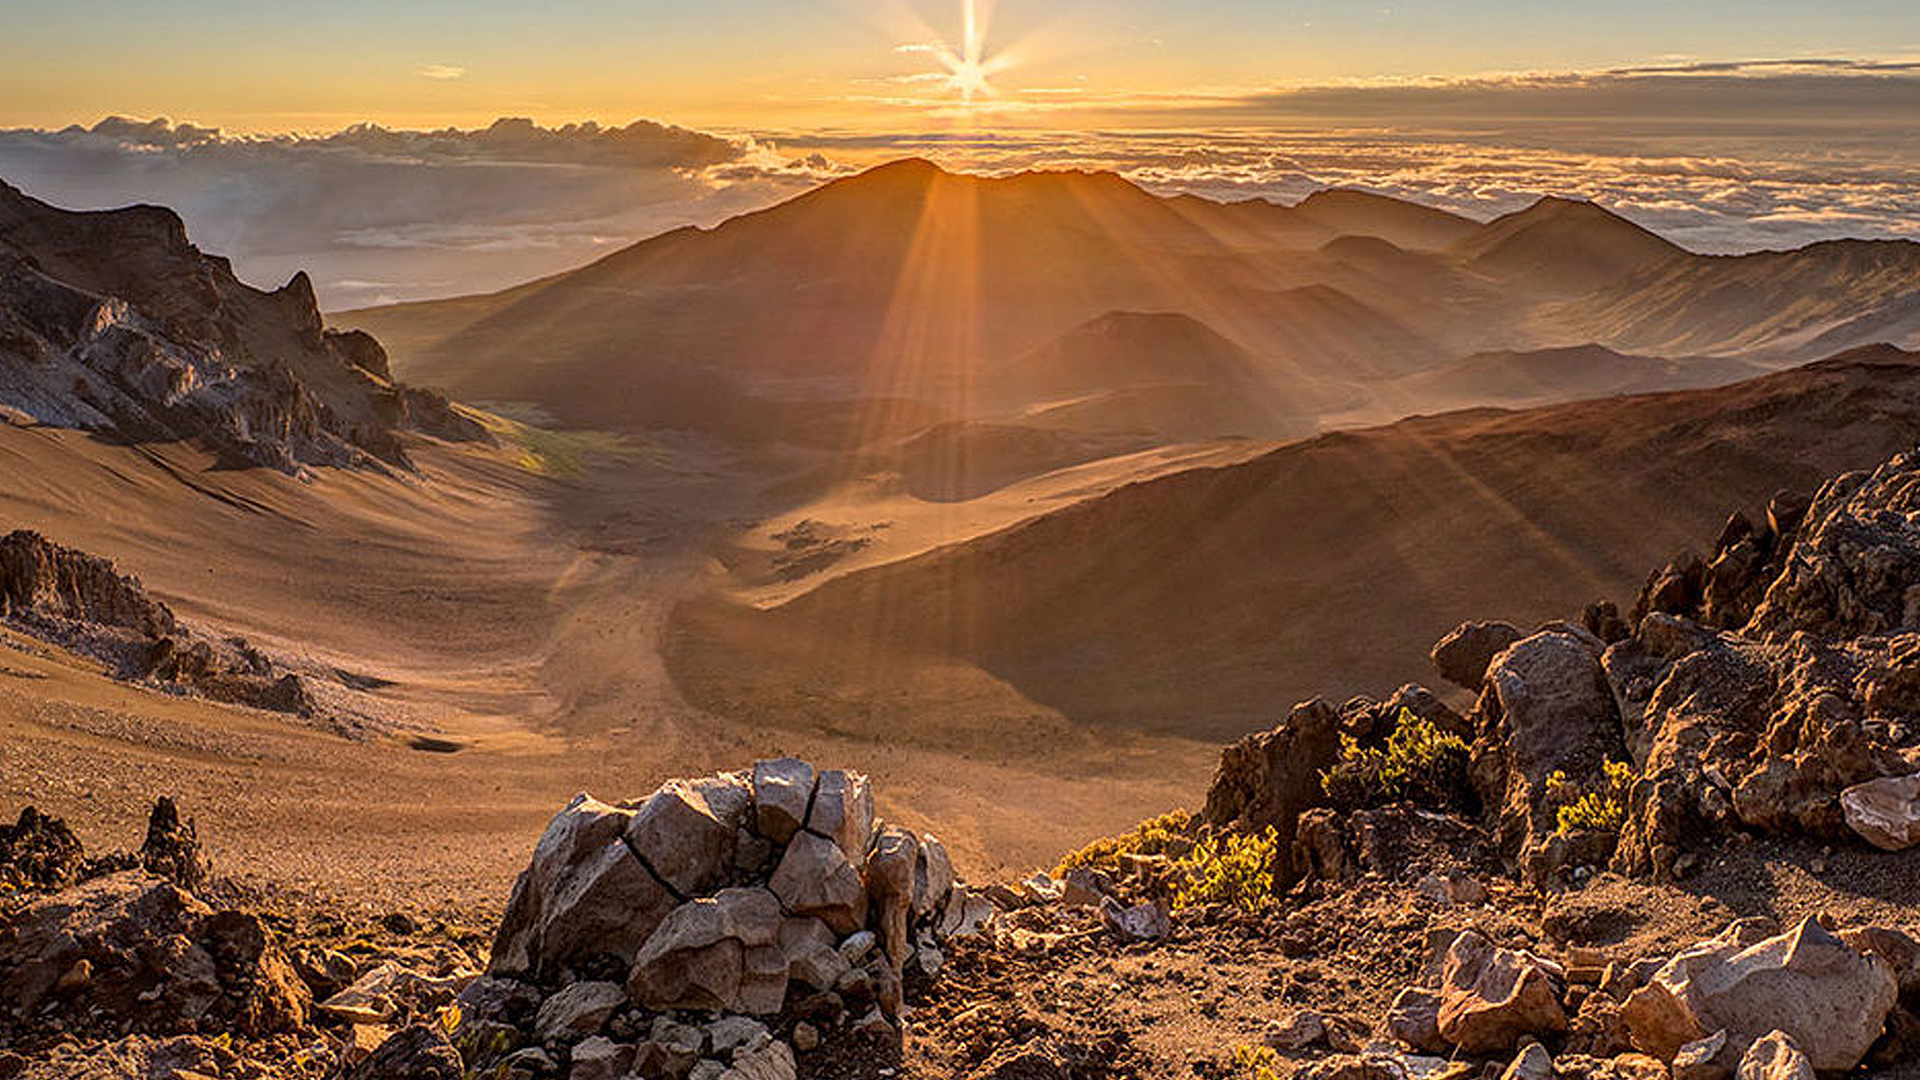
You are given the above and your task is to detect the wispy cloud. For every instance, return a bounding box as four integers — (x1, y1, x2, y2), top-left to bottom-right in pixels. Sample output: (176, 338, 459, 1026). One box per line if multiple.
(416, 63, 468, 80)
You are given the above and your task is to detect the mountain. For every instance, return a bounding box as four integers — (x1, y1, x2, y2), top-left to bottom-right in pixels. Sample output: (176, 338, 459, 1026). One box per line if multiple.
(1290, 188, 1482, 250)
(1386, 343, 1765, 408)
(1450, 196, 1689, 295)
(667, 345, 1920, 739)
(0, 180, 484, 473)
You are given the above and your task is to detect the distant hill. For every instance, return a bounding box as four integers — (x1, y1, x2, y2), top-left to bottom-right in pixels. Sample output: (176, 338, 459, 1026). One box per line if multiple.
(1450, 196, 1689, 295)
(669, 346, 1920, 738)
(1388, 344, 1765, 407)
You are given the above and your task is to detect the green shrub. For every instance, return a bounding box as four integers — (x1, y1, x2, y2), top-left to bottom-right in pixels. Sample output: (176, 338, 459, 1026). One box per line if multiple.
(1319, 709, 1471, 811)
(1171, 826, 1283, 913)
(1550, 760, 1634, 834)
(1055, 809, 1192, 878)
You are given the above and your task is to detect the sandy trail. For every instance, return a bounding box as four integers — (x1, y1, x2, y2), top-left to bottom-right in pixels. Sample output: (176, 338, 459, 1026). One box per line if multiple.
(0, 421, 1213, 909)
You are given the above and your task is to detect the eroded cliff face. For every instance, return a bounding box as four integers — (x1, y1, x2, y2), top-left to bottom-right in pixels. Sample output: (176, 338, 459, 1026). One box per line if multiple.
(0, 180, 487, 475)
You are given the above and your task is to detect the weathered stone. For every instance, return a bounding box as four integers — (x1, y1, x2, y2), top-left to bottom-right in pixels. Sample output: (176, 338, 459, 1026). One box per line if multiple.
(1100, 897, 1170, 941)
(350, 1024, 463, 1080)
(535, 981, 626, 1045)
(708, 1015, 772, 1056)
(768, 830, 868, 935)
(571, 1036, 636, 1080)
(1501, 1042, 1552, 1080)
(1433, 621, 1525, 691)
(752, 758, 814, 845)
(0, 806, 83, 890)
(1840, 772, 1920, 850)
(1735, 1031, 1813, 1080)
(489, 795, 676, 979)
(780, 917, 850, 991)
(912, 833, 956, 917)
(1060, 866, 1114, 907)
(804, 770, 873, 858)
(317, 959, 475, 1024)
(1621, 917, 1896, 1071)
(1838, 925, 1920, 997)
(864, 824, 918, 979)
(1201, 698, 1344, 886)
(626, 778, 746, 896)
(1386, 987, 1447, 1054)
(1436, 930, 1568, 1055)
(1264, 1010, 1327, 1049)
(721, 1041, 796, 1080)
(634, 1018, 703, 1080)
(1671, 1030, 1734, 1080)
(629, 888, 785, 1014)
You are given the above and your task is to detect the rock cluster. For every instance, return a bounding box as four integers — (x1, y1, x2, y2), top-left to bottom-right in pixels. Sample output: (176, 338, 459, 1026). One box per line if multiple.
(452, 758, 993, 1080)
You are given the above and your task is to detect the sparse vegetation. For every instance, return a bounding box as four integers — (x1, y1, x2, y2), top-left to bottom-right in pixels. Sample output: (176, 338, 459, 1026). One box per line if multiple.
(1548, 760, 1635, 834)
(1234, 1045, 1285, 1080)
(1055, 809, 1192, 878)
(1319, 708, 1471, 811)
(1171, 825, 1283, 913)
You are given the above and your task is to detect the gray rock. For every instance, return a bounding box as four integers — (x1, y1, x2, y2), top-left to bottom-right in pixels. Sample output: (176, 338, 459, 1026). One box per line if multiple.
(689, 1062, 727, 1080)
(569, 1036, 635, 1080)
(837, 930, 877, 963)
(721, 1041, 796, 1080)
(629, 888, 787, 1014)
(634, 1017, 703, 1080)
(707, 1016, 772, 1056)
(768, 830, 868, 935)
(1841, 772, 1920, 850)
(1736, 1031, 1814, 1080)
(1432, 620, 1525, 691)
(1500, 1042, 1552, 1080)
(781, 917, 851, 991)
(804, 770, 874, 858)
(912, 834, 956, 917)
(1386, 986, 1447, 1054)
(1265, 1010, 1327, 1049)
(350, 1024, 463, 1080)
(625, 779, 746, 897)
(752, 758, 814, 844)
(533, 980, 626, 1045)
(1436, 930, 1568, 1054)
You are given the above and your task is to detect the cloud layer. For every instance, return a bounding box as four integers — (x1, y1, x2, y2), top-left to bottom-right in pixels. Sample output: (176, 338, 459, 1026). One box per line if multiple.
(3, 66, 1919, 309)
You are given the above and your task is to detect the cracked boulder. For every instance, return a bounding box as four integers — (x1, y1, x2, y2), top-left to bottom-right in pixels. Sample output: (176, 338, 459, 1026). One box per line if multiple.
(628, 887, 787, 1014)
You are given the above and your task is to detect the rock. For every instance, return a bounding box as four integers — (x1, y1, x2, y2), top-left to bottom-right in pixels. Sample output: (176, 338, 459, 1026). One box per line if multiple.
(456, 974, 543, 1032)
(489, 794, 678, 979)
(0, 805, 83, 890)
(721, 1041, 796, 1080)
(803, 769, 874, 858)
(626, 777, 747, 896)
(1386, 987, 1447, 1054)
(690, 1063, 728, 1080)
(1748, 454, 1920, 642)
(501, 1047, 560, 1080)
(571, 1036, 636, 1080)
(708, 1016, 772, 1056)
(780, 916, 850, 991)
(628, 887, 786, 1014)
(1565, 993, 1635, 1060)
(1294, 808, 1348, 882)
(1671, 1030, 1734, 1080)
(1020, 871, 1063, 903)
(1436, 930, 1569, 1055)
(1433, 621, 1525, 691)
(1416, 872, 1486, 906)
(634, 1017, 704, 1080)
(1265, 1010, 1328, 1050)
(939, 886, 996, 939)
(1501, 1043, 1552, 1080)
(1469, 630, 1625, 873)
(350, 1024, 464, 1080)
(0, 870, 310, 1037)
(1289, 1052, 1410, 1080)
(1100, 897, 1170, 941)
(863, 824, 918, 980)
(752, 758, 813, 845)
(1201, 698, 1344, 886)
(1840, 772, 1920, 850)
(534, 980, 626, 1045)
(317, 958, 476, 1025)
(913, 833, 956, 917)
(1621, 917, 1896, 1071)
(793, 1021, 820, 1052)
(838, 930, 877, 963)
(1838, 925, 1920, 997)
(1734, 1031, 1813, 1080)
(1060, 866, 1114, 907)
(768, 830, 868, 935)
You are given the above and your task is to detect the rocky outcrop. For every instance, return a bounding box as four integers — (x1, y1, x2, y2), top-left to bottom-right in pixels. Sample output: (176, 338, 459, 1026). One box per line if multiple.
(1202, 699, 1343, 885)
(1841, 771, 1920, 850)
(0, 806, 83, 890)
(1432, 621, 1524, 692)
(1435, 930, 1569, 1054)
(0, 180, 488, 475)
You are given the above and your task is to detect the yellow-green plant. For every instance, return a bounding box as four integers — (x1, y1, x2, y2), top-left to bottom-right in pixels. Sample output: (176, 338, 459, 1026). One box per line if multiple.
(1054, 809, 1192, 878)
(1234, 1045, 1285, 1080)
(1171, 826, 1282, 913)
(1551, 760, 1634, 834)
(1319, 709, 1471, 811)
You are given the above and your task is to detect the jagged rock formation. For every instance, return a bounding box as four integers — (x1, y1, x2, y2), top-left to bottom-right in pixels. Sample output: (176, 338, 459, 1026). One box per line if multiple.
(0, 180, 487, 475)
(0, 528, 314, 717)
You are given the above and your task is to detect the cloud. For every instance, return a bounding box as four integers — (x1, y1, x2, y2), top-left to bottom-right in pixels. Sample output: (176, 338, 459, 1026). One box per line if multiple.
(416, 64, 467, 80)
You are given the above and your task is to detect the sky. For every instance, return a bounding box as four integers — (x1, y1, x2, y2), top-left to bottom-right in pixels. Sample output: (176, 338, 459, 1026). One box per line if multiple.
(2, 1, 1919, 306)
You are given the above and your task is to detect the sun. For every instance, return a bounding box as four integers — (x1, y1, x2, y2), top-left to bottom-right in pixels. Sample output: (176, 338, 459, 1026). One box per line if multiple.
(945, 58, 993, 103)
(925, 0, 1005, 107)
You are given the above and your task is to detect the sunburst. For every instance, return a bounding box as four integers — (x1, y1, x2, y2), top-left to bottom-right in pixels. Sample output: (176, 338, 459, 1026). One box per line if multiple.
(926, 0, 1008, 106)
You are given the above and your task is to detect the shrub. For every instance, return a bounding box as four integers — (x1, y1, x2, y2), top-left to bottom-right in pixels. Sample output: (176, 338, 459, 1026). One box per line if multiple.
(1319, 709, 1471, 811)
(1550, 760, 1634, 834)
(1054, 809, 1192, 878)
(1171, 826, 1283, 913)
(1234, 1045, 1285, 1080)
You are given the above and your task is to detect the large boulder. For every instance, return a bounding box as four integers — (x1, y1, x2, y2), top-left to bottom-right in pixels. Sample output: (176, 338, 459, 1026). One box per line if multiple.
(0, 806, 82, 890)
(752, 758, 814, 845)
(767, 831, 868, 935)
(1436, 929, 1568, 1054)
(628, 887, 787, 1015)
(1432, 621, 1525, 692)
(488, 795, 678, 980)
(1746, 453, 1920, 643)
(625, 775, 750, 895)
(802, 769, 873, 859)
(1841, 771, 1920, 850)
(1621, 917, 1897, 1072)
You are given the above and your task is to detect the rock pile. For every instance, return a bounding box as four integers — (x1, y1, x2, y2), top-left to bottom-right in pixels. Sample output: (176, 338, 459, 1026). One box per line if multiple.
(447, 758, 994, 1080)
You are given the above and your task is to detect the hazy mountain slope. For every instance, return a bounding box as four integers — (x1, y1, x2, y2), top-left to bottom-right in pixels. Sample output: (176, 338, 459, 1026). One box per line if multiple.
(1385, 344, 1765, 407)
(1291, 188, 1483, 250)
(1451, 196, 1689, 295)
(668, 346, 1920, 740)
